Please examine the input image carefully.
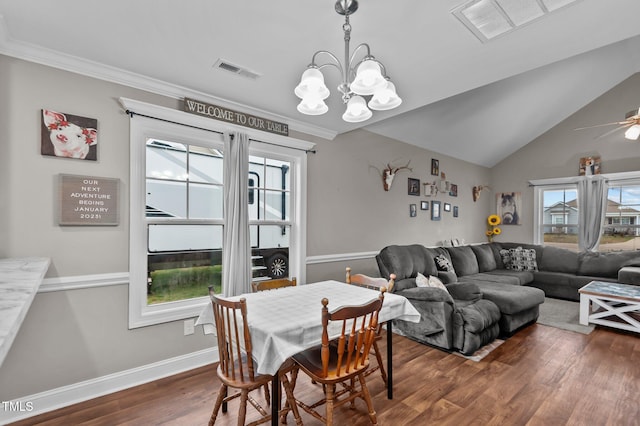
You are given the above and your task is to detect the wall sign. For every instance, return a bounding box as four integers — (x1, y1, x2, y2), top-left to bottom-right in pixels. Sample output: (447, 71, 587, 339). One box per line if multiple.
(183, 98, 289, 136)
(59, 174, 119, 225)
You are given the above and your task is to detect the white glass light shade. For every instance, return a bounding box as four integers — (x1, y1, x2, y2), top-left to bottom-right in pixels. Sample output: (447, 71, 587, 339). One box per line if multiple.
(350, 60, 387, 96)
(297, 97, 328, 115)
(368, 81, 402, 111)
(342, 95, 372, 122)
(294, 68, 330, 100)
(624, 124, 640, 140)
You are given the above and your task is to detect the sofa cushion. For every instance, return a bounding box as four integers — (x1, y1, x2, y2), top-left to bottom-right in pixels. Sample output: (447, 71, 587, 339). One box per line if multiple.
(458, 272, 522, 286)
(394, 278, 417, 292)
(470, 244, 497, 272)
(473, 282, 545, 315)
(376, 244, 438, 281)
(539, 246, 579, 274)
(446, 246, 479, 276)
(578, 250, 640, 278)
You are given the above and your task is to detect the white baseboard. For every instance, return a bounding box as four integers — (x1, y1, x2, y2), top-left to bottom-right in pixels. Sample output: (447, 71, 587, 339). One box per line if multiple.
(0, 348, 217, 424)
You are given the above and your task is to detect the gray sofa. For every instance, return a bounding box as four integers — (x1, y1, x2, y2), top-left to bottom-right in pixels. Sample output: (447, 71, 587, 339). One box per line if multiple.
(376, 242, 640, 355)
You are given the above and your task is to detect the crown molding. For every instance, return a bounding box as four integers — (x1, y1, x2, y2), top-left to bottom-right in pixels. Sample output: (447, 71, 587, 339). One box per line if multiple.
(0, 15, 337, 141)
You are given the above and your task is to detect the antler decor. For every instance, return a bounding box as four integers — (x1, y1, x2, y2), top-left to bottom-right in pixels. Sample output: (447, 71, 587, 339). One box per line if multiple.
(374, 161, 412, 191)
(472, 185, 491, 202)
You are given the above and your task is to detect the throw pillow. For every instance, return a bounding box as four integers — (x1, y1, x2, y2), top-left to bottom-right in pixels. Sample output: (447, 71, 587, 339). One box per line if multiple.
(415, 272, 430, 287)
(434, 254, 455, 273)
(428, 275, 448, 292)
(508, 247, 538, 271)
(499, 249, 512, 270)
(415, 272, 449, 293)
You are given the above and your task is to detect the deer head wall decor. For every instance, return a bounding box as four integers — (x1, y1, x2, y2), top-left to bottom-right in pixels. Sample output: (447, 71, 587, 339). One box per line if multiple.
(472, 185, 491, 202)
(374, 161, 412, 191)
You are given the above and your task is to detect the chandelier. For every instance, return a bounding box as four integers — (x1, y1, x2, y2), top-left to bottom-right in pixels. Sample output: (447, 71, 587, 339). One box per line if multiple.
(294, 0, 401, 123)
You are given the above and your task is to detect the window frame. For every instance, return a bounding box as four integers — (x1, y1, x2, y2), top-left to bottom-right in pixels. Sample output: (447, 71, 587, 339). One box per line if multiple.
(124, 98, 314, 328)
(532, 171, 640, 249)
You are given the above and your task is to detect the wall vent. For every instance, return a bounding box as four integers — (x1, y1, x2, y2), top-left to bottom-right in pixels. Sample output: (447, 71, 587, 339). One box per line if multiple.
(213, 59, 261, 80)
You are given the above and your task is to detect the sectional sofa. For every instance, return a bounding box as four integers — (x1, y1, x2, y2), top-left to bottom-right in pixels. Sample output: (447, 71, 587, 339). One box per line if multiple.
(376, 242, 640, 355)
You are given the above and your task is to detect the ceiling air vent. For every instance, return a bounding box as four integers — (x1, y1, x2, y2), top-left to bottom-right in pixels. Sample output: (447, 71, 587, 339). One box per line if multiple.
(213, 59, 261, 80)
(452, 0, 582, 43)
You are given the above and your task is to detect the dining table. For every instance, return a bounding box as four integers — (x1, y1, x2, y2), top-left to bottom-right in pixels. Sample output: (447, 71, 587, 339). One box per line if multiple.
(196, 279, 420, 425)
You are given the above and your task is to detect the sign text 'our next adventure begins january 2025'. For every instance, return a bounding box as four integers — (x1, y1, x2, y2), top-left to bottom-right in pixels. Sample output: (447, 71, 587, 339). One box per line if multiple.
(183, 98, 289, 136)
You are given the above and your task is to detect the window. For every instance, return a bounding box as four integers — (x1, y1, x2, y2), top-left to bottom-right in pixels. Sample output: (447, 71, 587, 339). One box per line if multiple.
(537, 186, 579, 251)
(601, 182, 640, 252)
(533, 172, 640, 253)
(125, 98, 313, 328)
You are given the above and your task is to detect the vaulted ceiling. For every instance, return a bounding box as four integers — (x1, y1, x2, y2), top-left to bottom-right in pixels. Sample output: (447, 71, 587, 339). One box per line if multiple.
(1, 0, 639, 167)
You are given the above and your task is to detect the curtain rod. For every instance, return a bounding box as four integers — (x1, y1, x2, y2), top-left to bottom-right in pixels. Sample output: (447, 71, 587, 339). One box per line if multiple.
(529, 175, 640, 187)
(125, 109, 317, 154)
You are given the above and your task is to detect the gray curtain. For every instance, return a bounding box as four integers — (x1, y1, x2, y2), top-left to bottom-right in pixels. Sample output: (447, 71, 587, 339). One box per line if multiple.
(222, 131, 251, 296)
(577, 175, 608, 252)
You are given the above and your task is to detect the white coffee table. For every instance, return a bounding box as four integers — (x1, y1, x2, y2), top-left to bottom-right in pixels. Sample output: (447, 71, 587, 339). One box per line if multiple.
(579, 281, 640, 334)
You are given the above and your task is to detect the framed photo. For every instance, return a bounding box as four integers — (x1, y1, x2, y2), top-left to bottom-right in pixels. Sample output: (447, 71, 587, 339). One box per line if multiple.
(420, 201, 429, 210)
(449, 183, 458, 197)
(579, 156, 601, 176)
(431, 201, 441, 221)
(41, 109, 98, 161)
(410, 204, 417, 217)
(453, 206, 459, 217)
(431, 158, 439, 176)
(408, 178, 420, 196)
(444, 202, 451, 212)
(497, 192, 522, 225)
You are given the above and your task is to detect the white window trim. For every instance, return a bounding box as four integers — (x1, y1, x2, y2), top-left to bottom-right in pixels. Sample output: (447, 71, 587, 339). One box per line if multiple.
(122, 97, 314, 328)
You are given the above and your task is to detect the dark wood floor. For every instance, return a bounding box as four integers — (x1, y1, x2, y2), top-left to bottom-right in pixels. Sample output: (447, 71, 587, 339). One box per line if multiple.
(10, 323, 640, 425)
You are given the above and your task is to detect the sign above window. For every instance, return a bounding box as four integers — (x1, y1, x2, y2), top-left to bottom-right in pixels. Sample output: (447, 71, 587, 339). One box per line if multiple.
(183, 98, 289, 136)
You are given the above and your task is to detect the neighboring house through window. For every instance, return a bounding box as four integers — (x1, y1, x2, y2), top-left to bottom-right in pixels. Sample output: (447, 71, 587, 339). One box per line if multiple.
(533, 172, 640, 253)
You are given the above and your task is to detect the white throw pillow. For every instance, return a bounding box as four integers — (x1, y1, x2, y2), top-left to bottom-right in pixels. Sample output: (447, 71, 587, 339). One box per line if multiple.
(416, 272, 430, 287)
(416, 272, 449, 293)
(428, 275, 448, 292)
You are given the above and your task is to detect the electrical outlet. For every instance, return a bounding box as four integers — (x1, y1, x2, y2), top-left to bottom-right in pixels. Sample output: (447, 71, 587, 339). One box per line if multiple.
(184, 318, 195, 335)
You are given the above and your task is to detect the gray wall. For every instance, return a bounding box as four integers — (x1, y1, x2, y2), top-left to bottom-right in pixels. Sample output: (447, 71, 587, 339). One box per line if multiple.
(4, 50, 637, 405)
(0, 54, 491, 401)
(490, 72, 640, 243)
(0, 56, 214, 400)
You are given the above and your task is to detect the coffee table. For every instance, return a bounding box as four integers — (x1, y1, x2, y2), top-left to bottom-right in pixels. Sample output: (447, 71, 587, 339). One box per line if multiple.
(579, 281, 640, 333)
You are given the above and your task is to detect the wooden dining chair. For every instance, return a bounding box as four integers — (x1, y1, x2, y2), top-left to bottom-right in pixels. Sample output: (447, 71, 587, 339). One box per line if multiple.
(208, 287, 302, 426)
(345, 267, 395, 387)
(288, 290, 385, 425)
(251, 277, 297, 292)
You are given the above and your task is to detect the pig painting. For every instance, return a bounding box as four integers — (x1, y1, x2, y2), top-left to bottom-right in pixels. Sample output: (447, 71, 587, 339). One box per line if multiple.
(41, 109, 97, 160)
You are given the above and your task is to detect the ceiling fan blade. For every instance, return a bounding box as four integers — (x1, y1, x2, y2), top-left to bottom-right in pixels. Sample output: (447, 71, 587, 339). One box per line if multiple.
(573, 121, 627, 131)
(595, 124, 630, 139)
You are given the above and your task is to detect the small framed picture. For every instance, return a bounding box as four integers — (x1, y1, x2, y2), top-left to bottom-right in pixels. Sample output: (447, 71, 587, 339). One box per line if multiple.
(449, 184, 458, 197)
(408, 178, 420, 196)
(420, 201, 429, 210)
(444, 202, 451, 212)
(579, 156, 601, 176)
(410, 204, 417, 217)
(453, 206, 459, 217)
(431, 201, 441, 221)
(431, 159, 439, 176)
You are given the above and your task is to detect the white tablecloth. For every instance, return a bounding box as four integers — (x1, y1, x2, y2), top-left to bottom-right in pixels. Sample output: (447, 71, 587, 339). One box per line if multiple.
(196, 280, 420, 375)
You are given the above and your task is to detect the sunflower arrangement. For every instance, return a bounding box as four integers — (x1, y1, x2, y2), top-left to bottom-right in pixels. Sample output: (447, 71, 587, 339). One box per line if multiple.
(486, 214, 502, 242)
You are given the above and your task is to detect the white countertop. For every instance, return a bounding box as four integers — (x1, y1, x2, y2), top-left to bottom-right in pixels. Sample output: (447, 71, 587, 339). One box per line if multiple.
(0, 257, 50, 368)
